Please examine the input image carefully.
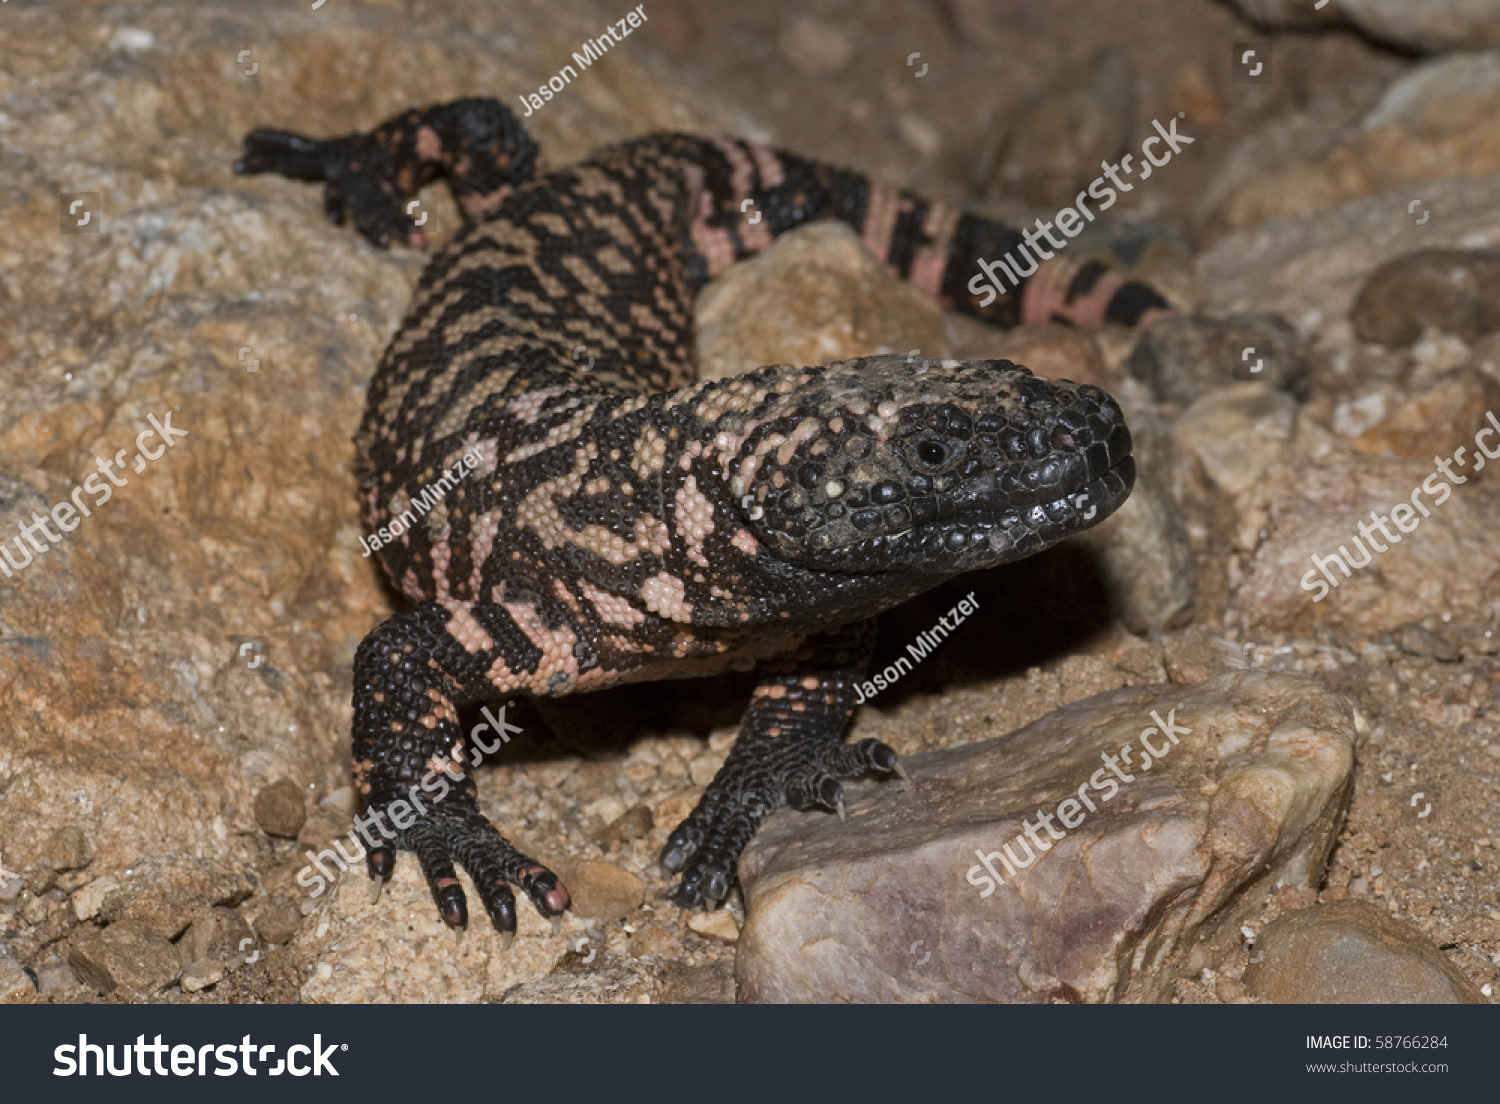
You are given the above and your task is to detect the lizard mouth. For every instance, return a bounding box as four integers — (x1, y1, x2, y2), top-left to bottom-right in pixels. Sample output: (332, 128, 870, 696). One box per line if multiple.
(833, 424, 1134, 571)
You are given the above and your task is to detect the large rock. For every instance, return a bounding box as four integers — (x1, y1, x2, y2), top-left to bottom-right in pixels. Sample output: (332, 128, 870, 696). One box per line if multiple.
(1244, 900, 1486, 1003)
(736, 671, 1355, 1003)
(1198, 54, 1500, 237)
(1227, 444, 1500, 635)
(976, 47, 1135, 209)
(1227, 0, 1500, 52)
(693, 222, 953, 382)
(1197, 170, 1500, 331)
(1351, 249, 1500, 346)
(1339, 0, 1500, 53)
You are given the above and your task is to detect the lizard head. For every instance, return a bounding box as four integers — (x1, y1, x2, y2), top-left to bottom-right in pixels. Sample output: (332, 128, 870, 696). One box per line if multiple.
(723, 354, 1134, 577)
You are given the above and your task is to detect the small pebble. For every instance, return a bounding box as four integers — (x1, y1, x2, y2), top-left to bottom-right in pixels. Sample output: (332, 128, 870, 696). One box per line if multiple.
(180, 959, 225, 993)
(254, 897, 305, 945)
(42, 826, 94, 872)
(687, 909, 740, 944)
(254, 779, 308, 839)
(595, 805, 654, 846)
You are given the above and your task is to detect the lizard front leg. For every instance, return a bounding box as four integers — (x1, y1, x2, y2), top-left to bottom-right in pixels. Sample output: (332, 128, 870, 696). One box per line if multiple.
(235, 98, 539, 248)
(662, 620, 905, 908)
(352, 601, 569, 941)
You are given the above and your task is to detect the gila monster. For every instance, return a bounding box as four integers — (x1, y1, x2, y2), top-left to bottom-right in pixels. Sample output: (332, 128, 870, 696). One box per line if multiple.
(234, 97, 1167, 937)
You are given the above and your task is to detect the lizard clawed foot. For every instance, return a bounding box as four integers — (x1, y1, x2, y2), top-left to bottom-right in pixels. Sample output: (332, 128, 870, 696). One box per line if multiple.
(364, 797, 570, 938)
(661, 736, 903, 910)
(235, 98, 539, 250)
(236, 128, 422, 249)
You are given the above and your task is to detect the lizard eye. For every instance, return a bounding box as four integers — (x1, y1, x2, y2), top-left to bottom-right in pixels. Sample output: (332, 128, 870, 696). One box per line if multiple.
(913, 439, 950, 469)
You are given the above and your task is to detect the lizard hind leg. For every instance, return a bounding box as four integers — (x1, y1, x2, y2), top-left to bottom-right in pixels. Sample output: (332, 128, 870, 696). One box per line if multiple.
(352, 601, 569, 936)
(660, 621, 905, 909)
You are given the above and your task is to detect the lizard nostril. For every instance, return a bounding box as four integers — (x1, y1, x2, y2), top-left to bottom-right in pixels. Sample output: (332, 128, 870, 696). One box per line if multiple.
(1051, 426, 1077, 451)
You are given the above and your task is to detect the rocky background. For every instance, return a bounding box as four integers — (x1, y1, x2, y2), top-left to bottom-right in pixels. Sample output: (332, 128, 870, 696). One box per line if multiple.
(0, 0, 1496, 1004)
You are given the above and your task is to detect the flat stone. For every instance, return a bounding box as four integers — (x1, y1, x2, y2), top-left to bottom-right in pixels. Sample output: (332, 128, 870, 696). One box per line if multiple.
(659, 960, 737, 1004)
(70, 921, 181, 996)
(99, 852, 255, 939)
(1339, 0, 1500, 52)
(1244, 900, 1486, 1003)
(253, 779, 308, 839)
(736, 671, 1354, 1003)
(253, 897, 305, 945)
(499, 960, 658, 1004)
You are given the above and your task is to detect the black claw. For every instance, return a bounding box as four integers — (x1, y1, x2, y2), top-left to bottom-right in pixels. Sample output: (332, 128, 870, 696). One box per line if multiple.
(660, 826, 701, 873)
(521, 868, 570, 916)
(481, 880, 518, 934)
(704, 871, 730, 903)
(367, 846, 396, 878)
(865, 739, 899, 772)
(817, 777, 844, 809)
(437, 885, 468, 929)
